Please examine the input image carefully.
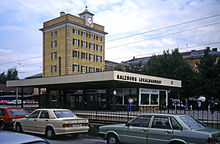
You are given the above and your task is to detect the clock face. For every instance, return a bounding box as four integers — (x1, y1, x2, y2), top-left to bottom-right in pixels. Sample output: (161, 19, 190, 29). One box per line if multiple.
(87, 17, 92, 25)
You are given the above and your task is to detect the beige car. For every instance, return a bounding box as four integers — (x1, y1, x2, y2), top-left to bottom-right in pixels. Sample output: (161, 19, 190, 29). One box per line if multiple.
(14, 109, 89, 139)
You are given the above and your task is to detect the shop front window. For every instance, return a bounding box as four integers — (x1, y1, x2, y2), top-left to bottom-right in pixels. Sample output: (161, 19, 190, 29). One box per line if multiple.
(124, 88, 137, 105)
(141, 94, 150, 105)
(151, 94, 159, 105)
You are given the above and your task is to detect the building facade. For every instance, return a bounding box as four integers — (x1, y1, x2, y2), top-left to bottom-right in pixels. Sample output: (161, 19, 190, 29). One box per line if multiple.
(40, 9, 107, 78)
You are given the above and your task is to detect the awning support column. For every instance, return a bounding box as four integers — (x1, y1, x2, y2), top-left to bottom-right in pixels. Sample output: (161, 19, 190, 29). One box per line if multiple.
(21, 87, 24, 108)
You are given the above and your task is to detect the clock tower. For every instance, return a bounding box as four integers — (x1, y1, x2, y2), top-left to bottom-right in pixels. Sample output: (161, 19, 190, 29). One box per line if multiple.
(79, 7, 94, 27)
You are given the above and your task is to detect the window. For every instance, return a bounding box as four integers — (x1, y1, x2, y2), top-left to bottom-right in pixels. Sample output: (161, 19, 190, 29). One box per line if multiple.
(89, 34, 95, 39)
(179, 115, 206, 129)
(130, 116, 151, 127)
(51, 31, 57, 36)
(0, 109, 5, 116)
(96, 55, 102, 62)
(96, 36, 102, 41)
(73, 64, 79, 72)
(89, 43, 95, 50)
(51, 65, 56, 73)
(73, 50, 79, 58)
(81, 66, 87, 73)
(81, 31, 87, 37)
(29, 110, 40, 118)
(40, 111, 49, 119)
(89, 54, 95, 61)
(151, 94, 159, 105)
(73, 29, 79, 35)
(73, 39, 79, 46)
(51, 40, 57, 47)
(152, 116, 171, 129)
(96, 68, 102, 72)
(54, 110, 76, 118)
(81, 41, 87, 48)
(170, 117, 182, 130)
(89, 67, 95, 73)
(51, 52, 57, 59)
(96, 45, 102, 51)
(8, 109, 28, 115)
(81, 52, 87, 60)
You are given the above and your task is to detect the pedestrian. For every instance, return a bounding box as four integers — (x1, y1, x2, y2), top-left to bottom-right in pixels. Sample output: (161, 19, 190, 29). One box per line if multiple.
(210, 97, 215, 114)
(128, 97, 133, 112)
(184, 98, 188, 111)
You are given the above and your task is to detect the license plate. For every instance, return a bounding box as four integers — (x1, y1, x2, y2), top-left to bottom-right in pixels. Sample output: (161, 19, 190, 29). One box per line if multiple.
(72, 124, 82, 127)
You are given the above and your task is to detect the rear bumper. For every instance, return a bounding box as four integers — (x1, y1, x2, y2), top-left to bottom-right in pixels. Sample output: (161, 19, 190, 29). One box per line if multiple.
(55, 127, 89, 135)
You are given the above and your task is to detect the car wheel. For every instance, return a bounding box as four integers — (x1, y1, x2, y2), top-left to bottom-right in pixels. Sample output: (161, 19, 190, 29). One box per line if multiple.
(15, 123, 22, 133)
(107, 134, 120, 144)
(45, 127, 55, 139)
(0, 121, 5, 130)
(71, 133, 79, 138)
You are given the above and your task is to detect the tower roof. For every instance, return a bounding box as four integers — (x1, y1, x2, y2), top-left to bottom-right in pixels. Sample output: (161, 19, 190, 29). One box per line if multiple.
(79, 7, 94, 16)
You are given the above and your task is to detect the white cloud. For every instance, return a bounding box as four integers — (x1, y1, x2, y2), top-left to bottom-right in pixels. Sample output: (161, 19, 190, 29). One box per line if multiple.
(0, 49, 12, 53)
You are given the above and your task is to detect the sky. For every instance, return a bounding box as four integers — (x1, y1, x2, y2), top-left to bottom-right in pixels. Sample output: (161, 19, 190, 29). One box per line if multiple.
(0, 0, 220, 79)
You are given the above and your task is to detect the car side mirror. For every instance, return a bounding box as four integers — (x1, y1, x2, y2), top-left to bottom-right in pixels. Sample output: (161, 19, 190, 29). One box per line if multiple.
(125, 122, 130, 127)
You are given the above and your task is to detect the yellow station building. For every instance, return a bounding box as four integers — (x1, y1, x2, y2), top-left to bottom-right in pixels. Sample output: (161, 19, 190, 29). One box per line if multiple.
(40, 9, 107, 78)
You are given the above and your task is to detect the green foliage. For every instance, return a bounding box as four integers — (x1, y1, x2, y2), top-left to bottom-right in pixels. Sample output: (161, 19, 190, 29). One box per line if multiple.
(196, 48, 220, 99)
(0, 67, 18, 83)
(142, 48, 197, 98)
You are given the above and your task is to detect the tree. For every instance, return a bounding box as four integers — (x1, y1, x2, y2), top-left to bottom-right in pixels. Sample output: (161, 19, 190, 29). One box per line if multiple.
(196, 47, 220, 99)
(0, 67, 18, 83)
(142, 48, 198, 98)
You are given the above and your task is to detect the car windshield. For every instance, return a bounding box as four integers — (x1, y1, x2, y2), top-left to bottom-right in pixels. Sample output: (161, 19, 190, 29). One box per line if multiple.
(54, 110, 76, 118)
(179, 115, 206, 129)
(8, 109, 28, 115)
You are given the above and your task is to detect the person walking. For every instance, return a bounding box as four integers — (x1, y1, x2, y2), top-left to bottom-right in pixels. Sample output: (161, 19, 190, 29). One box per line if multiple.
(128, 97, 133, 112)
(210, 97, 215, 114)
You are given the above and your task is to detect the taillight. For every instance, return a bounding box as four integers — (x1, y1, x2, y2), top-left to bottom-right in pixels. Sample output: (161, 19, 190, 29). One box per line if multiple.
(82, 123, 88, 126)
(63, 124, 73, 127)
(207, 137, 217, 143)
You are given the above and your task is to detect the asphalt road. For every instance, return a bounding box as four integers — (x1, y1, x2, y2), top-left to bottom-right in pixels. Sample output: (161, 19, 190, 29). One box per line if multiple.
(46, 135, 106, 144)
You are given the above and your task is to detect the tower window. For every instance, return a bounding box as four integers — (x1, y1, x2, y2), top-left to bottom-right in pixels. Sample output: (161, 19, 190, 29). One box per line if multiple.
(81, 31, 87, 37)
(51, 65, 57, 73)
(51, 31, 57, 37)
(89, 67, 95, 73)
(81, 52, 87, 60)
(73, 29, 79, 35)
(51, 52, 57, 59)
(96, 45, 102, 51)
(89, 43, 95, 50)
(73, 50, 79, 58)
(51, 40, 57, 47)
(73, 39, 79, 46)
(96, 55, 102, 62)
(81, 41, 87, 48)
(96, 36, 102, 41)
(96, 68, 102, 72)
(89, 54, 95, 61)
(89, 34, 95, 39)
(81, 65, 87, 73)
(73, 64, 79, 72)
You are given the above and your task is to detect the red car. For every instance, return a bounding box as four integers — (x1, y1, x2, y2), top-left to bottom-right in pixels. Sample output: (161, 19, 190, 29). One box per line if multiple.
(0, 107, 29, 129)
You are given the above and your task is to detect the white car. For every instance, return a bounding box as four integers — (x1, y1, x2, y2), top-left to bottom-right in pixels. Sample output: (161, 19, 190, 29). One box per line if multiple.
(14, 109, 89, 139)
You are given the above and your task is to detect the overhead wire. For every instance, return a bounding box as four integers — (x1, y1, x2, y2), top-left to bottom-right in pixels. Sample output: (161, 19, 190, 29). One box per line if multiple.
(106, 22, 220, 50)
(106, 14, 220, 42)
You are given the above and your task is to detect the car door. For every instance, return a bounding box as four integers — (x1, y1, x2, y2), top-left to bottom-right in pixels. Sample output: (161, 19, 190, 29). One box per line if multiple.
(121, 115, 151, 144)
(148, 116, 173, 144)
(35, 110, 50, 134)
(22, 110, 40, 132)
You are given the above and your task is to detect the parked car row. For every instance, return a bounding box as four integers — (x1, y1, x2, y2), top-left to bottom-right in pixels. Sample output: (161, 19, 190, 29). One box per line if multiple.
(98, 113, 220, 144)
(0, 99, 38, 105)
(1, 107, 220, 144)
